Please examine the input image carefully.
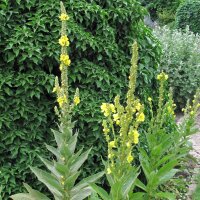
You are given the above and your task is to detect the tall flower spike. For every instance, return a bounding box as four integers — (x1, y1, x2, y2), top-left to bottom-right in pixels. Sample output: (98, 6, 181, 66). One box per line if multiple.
(127, 42, 138, 105)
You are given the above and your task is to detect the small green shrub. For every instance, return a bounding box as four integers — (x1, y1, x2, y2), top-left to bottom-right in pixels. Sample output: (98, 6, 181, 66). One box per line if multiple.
(175, 0, 200, 34)
(153, 26, 200, 108)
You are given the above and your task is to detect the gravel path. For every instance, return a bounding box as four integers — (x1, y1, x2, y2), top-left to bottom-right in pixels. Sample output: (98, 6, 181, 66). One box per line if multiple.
(187, 113, 200, 198)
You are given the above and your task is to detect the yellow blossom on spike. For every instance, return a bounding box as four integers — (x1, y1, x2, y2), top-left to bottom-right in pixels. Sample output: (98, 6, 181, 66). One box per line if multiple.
(101, 103, 109, 117)
(127, 153, 133, 163)
(59, 13, 69, 21)
(61, 181, 65, 185)
(53, 87, 57, 93)
(109, 141, 116, 148)
(57, 95, 67, 108)
(190, 111, 194, 115)
(74, 96, 80, 105)
(109, 104, 116, 113)
(126, 142, 131, 147)
(133, 130, 139, 144)
(157, 72, 168, 81)
(148, 97, 152, 102)
(107, 168, 111, 174)
(113, 113, 119, 121)
(136, 112, 145, 122)
(135, 102, 141, 111)
(116, 120, 120, 125)
(60, 54, 71, 66)
(59, 35, 70, 47)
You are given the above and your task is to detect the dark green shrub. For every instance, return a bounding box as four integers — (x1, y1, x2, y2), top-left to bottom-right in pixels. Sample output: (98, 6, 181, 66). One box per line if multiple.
(0, 0, 161, 198)
(175, 0, 200, 34)
(141, 0, 184, 24)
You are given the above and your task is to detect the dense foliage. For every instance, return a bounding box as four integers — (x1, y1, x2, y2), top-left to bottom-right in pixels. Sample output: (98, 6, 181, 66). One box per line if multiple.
(153, 26, 200, 108)
(140, 0, 184, 24)
(175, 0, 200, 34)
(0, 0, 161, 198)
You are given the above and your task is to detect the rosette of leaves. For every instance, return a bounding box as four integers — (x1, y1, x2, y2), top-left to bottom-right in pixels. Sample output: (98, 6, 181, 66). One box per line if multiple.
(11, 2, 103, 200)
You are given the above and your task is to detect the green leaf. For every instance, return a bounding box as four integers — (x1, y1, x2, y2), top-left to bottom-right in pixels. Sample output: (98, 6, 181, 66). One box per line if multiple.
(30, 167, 63, 198)
(11, 183, 50, 200)
(70, 148, 91, 173)
(72, 172, 104, 195)
(121, 169, 139, 198)
(154, 192, 175, 200)
(135, 178, 147, 192)
(71, 186, 92, 200)
(90, 184, 110, 200)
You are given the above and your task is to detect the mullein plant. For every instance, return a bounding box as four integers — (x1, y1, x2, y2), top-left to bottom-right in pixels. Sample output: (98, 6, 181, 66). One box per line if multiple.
(135, 74, 200, 199)
(11, 2, 103, 200)
(89, 42, 144, 200)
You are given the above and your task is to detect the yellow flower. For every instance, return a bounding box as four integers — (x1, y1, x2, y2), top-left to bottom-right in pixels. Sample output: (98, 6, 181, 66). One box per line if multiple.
(108, 153, 113, 159)
(59, 35, 70, 47)
(74, 96, 80, 105)
(133, 130, 139, 144)
(126, 142, 131, 147)
(60, 54, 71, 66)
(116, 120, 120, 125)
(59, 13, 69, 21)
(148, 97, 152, 102)
(190, 111, 194, 115)
(53, 87, 57, 93)
(61, 181, 65, 185)
(113, 113, 119, 121)
(157, 72, 168, 81)
(107, 168, 111, 174)
(136, 112, 145, 122)
(101, 103, 109, 117)
(109, 141, 116, 148)
(109, 104, 116, 113)
(127, 153, 133, 163)
(57, 95, 67, 107)
(103, 128, 110, 134)
(135, 102, 141, 111)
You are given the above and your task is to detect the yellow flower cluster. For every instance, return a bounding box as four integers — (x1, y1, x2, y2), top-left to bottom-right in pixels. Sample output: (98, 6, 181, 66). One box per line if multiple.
(74, 96, 80, 105)
(101, 103, 116, 117)
(60, 54, 71, 66)
(157, 72, 168, 81)
(136, 112, 145, 122)
(59, 35, 70, 47)
(101, 42, 145, 176)
(57, 95, 67, 108)
(59, 13, 69, 21)
(127, 152, 134, 163)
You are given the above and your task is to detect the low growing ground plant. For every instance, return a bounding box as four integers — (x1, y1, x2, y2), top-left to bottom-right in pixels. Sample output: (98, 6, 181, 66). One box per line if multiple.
(11, 2, 103, 200)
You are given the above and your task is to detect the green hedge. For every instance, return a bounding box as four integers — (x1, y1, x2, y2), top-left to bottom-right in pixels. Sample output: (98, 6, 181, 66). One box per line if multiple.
(0, 0, 161, 198)
(175, 0, 200, 34)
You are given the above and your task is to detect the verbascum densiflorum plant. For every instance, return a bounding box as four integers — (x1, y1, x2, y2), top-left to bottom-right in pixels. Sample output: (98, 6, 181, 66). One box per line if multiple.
(11, 2, 103, 200)
(135, 73, 200, 200)
(89, 42, 144, 200)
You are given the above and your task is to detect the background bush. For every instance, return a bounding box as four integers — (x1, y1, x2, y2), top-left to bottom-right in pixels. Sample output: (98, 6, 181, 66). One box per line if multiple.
(153, 26, 200, 108)
(140, 0, 184, 25)
(0, 0, 161, 198)
(175, 0, 200, 34)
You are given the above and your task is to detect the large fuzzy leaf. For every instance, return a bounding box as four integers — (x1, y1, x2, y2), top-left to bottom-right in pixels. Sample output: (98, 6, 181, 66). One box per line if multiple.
(30, 167, 63, 198)
(71, 171, 104, 195)
(90, 184, 110, 200)
(70, 148, 91, 173)
(11, 183, 50, 200)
